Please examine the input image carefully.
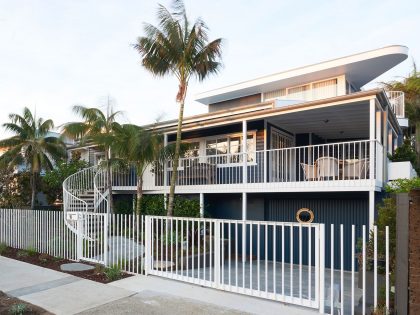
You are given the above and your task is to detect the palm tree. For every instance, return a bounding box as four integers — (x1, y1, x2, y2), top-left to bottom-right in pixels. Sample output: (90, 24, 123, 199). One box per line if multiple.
(0, 107, 66, 209)
(113, 124, 163, 215)
(134, 0, 223, 216)
(63, 105, 122, 213)
(382, 62, 420, 165)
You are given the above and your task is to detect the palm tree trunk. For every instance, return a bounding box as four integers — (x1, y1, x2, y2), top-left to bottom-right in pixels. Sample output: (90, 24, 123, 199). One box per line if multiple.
(136, 174, 143, 216)
(167, 83, 187, 216)
(30, 172, 37, 209)
(105, 153, 114, 214)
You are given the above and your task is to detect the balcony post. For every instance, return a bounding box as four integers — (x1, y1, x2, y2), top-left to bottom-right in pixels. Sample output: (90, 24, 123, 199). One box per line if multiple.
(242, 120, 247, 184)
(242, 192, 247, 264)
(369, 99, 376, 182)
(263, 120, 267, 183)
(164, 133, 168, 187)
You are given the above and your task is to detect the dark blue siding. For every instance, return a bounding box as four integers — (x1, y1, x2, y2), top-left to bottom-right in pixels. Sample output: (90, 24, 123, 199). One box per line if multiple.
(207, 192, 370, 271)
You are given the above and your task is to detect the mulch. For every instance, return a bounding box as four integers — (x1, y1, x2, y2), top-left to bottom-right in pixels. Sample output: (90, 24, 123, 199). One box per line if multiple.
(1, 247, 131, 284)
(0, 291, 52, 315)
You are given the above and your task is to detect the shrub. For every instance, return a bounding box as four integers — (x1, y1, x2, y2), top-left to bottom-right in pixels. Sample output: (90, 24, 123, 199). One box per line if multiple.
(94, 264, 105, 274)
(114, 197, 133, 215)
(385, 177, 420, 193)
(25, 246, 37, 256)
(16, 250, 28, 258)
(104, 264, 122, 281)
(140, 195, 203, 217)
(39, 253, 50, 263)
(0, 242, 8, 255)
(388, 139, 417, 165)
(9, 303, 29, 315)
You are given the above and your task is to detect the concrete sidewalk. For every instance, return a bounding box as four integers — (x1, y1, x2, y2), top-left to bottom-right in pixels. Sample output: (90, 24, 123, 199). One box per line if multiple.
(110, 274, 317, 315)
(0, 257, 250, 314)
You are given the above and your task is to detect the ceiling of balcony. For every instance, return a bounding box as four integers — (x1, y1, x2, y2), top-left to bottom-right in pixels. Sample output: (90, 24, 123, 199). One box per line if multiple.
(267, 101, 369, 140)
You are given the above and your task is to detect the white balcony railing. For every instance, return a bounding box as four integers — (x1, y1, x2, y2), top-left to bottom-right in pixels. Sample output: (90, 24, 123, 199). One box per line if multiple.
(386, 91, 405, 118)
(111, 140, 383, 191)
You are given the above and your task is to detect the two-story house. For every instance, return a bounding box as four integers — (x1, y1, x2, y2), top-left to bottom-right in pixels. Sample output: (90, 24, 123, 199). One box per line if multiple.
(66, 45, 414, 269)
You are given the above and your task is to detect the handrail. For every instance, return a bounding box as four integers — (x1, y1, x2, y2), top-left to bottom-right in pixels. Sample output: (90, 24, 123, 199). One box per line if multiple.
(62, 165, 97, 232)
(93, 166, 109, 213)
(386, 91, 405, 118)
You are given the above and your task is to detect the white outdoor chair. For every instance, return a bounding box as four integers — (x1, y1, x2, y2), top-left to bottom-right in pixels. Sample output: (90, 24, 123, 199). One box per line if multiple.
(316, 157, 339, 180)
(300, 163, 318, 181)
(343, 158, 369, 179)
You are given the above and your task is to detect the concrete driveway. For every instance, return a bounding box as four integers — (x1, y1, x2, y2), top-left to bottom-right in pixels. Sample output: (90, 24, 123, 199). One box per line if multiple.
(0, 256, 248, 315)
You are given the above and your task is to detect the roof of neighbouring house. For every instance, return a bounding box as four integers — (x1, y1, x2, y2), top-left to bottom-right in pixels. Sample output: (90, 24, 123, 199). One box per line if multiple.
(195, 45, 408, 105)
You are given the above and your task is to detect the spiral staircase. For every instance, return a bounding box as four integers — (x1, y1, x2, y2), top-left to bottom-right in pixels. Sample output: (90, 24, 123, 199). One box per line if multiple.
(63, 165, 110, 262)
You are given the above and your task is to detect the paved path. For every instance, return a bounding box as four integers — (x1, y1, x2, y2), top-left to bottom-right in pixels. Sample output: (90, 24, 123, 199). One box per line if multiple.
(0, 256, 316, 315)
(110, 275, 317, 315)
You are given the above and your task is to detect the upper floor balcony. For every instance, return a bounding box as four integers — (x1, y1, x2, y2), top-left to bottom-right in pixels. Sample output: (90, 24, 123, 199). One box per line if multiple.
(386, 91, 405, 118)
(111, 139, 384, 193)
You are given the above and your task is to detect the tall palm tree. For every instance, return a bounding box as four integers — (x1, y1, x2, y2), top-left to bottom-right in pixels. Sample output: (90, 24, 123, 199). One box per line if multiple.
(113, 124, 162, 215)
(0, 107, 66, 209)
(382, 62, 420, 165)
(63, 105, 122, 213)
(134, 0, 223, 216)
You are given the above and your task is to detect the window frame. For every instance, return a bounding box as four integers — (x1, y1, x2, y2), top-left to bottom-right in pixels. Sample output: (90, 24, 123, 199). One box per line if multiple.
(169, 131, 258, 168)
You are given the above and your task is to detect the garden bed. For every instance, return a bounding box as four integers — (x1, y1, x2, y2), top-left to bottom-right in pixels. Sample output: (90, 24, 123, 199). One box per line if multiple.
(0, 247, 132, 284)
(0, 291, 51, 315)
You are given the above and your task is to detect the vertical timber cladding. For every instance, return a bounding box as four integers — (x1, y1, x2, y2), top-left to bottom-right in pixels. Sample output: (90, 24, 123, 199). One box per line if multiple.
(265, 192, 369, 270)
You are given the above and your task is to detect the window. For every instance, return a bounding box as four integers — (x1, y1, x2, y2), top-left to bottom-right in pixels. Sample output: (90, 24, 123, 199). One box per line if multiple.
(184, 142, 200, 158)
(205, 133, 256, 164)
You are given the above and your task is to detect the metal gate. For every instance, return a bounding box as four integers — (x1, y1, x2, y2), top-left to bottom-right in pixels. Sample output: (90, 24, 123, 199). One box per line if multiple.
(144, 216, 322, 309)
(77, 213, 108, 265)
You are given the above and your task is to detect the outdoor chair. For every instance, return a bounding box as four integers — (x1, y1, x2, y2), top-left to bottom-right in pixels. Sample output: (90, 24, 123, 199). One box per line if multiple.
(343, 158, 369, 179)
(300, 163, 318, 181)
(316, 157, 339, 180)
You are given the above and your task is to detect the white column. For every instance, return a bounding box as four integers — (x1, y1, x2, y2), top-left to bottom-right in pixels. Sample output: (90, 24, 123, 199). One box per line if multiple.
(369, 99, 376, 182)
(242, 192, 247, 220)
(242, 120, 248, 184)
(242, 192, 247, 264)
(199, 193, 204, 218)
(369, 190, 375, 231)
(376, 109, 382, 144)
(164, 133, 168, 188)
(263, 120, 267, 183)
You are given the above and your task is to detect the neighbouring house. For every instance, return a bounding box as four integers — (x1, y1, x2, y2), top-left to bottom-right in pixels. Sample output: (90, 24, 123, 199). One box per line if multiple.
(66, 45, 415, 269)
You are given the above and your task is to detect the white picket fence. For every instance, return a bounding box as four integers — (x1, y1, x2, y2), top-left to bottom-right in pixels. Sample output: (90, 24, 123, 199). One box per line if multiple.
(0, 209, 391, 314)
(0, 209, 78, 260)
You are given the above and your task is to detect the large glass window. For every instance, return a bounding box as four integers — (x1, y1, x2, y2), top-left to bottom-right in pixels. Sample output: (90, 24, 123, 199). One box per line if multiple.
(205, 133, 256, 164)
(184, 142, 200, 158)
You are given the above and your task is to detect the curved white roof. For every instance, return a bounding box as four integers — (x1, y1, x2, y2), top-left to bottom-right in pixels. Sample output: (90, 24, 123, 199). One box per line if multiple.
(195, 45, 408, 105)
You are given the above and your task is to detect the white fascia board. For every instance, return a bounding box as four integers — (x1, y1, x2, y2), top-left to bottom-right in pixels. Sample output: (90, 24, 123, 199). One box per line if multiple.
(195, 45, 408, 105)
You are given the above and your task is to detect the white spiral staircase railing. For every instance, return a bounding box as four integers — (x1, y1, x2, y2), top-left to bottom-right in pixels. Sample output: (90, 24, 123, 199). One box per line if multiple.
(93, 167, 109, 214)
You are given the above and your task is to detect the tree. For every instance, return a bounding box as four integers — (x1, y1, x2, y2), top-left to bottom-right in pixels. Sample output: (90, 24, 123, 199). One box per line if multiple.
(382, 62, 420, 165)
(134, 0, 223, 215)
(63, 105, 122, 213)
(0, 107, 66, 209)
(41, 157, 89, 205)
(0, 169, 33, 208)
(113, 124, 162, 215)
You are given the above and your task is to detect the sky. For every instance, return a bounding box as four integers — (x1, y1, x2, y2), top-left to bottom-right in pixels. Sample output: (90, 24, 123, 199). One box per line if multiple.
(0, 0, 419, 139)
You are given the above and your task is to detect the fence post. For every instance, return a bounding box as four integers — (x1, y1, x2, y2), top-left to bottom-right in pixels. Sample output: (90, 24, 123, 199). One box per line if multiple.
(76, 214, 84, 261)
(103, 214, 109, 267)
(319, 224, 325, 314)
(214, 220, 221, 288)
(144, 216, 151, 276)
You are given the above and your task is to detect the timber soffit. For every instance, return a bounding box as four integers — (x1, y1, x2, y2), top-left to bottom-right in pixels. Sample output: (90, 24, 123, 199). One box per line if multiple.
(151, 89, 395, 133)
